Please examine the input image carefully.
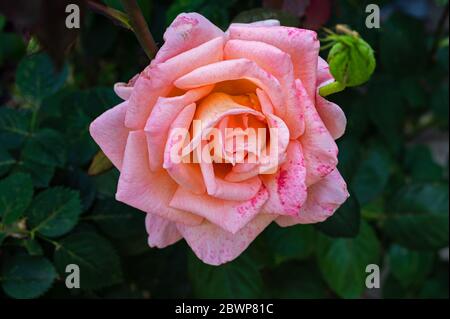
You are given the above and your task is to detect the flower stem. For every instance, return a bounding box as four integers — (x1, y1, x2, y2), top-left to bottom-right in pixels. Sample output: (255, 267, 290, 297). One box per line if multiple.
(120, 0, 158, 59)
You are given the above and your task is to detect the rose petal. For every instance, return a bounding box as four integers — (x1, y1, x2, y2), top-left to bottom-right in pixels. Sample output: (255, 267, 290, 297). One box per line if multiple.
(228, 25, 319, 98)
(89, 101, 129, 170)
(317, 56, 334, 88)
(170, 184, 268, 234)
(146, 213, 182, 248)
(316, 95, 347, 140)
(163, 103, 206, 194)
(125, 37, 224, 129)
(145, 85, 214, 171)
(296, 79, 338, 186)
(152, 13, 224, 66)
(174, 58, 284, 110)
(276, 168, 349, 226)
(225, 39, 305, 138)
(116, 130, 202, 225)
(177, 213, 275, 265)
(261, 140, 307, 216)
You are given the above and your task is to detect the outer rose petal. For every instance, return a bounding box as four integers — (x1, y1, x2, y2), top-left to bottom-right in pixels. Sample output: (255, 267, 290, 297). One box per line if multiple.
(170, 185, 269, 234)
(296, 79, 338, 186)
(151, 13, 224, 66)
(116, 130, 202, 225)
(89, 101, 129, 170)
(261, 140, 307, 216)
(228, 25, 319, 98)
(126, 37, 224, 129)
(146, 213, 182, 248)
(177, 213, 276, 265)
(276, 169, 349, 226)
(317, 56, 334, 88)
(316, 95, 347, 140)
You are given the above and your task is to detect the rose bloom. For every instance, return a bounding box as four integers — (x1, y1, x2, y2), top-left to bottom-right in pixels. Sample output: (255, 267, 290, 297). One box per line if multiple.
(90, 13, 349, 265)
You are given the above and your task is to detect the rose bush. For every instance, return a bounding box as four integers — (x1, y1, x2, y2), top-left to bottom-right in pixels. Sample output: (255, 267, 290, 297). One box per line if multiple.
(90, 12, 349, 265)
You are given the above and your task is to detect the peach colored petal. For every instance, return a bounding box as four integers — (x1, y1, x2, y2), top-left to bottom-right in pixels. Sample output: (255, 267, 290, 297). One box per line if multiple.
(125, 37, 224, 129)
(177, 213, 275, 265)
(276, 169, 349, 226)
(145, 85, 214, 171)
(170, 184, 268, 234)
(228, 25, 319, 98)
(225, 39, 305, 138)
(116, 130, 202, 225)
(174, 59, 284, 110)
(316, 95, 347, 140)
(151, 13, 224, 66)
(89, 101, 129, 170)
(163, 103, 206, 194)
(146, 213, 182, 248)
(296, 79, 338, 186)
(261, 140, 307, 216)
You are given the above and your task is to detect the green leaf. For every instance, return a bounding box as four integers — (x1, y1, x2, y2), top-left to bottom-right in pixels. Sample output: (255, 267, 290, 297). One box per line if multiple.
(27, 187, 82, 237)
(188, 252, 264, 298)
(384, 183, 449, 250)
(431, 83, 449, 126)
(264, 224, 316, 264)
(17, 159, 54, 188)
(0, 32, 25, 65)
(1, 255, 56, 299)
(16, 53, 68, 101)
(351, 146, 392, 205)
(404, 145, 443, 182)
(388, 245, 434, 288)
(316, 221, 381, 298)
(327, 35, 376, 87)
(0, 107, 31, 150)
(54, 232, 123, 290)
(233, 8, 299, 26)
(0, 146, 15, 177)
(23, 238, 44, 256)
(0, 173, 33, 224)
(91, 199, 144, 239)
(22, 128, 66, 168)
(265, 261, 329, 298)
(315, 190, 360, 238)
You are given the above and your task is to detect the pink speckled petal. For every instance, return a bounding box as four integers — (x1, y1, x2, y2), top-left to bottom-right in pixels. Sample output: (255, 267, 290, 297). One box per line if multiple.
(317, 56, 334, 88)
(89, 101, 129, 170)
(228, 25, 319, 98)
(170, 185, 269, 234)
(145, 85, 214, 171)
(174, 59, 284, 110)
(296, 79, 338, 186)
(116, 130, 202, 225)
(261, 140, 307, 216)
(145, 213, 182, 248)
(177, 213, 275, 265)
(225, 39, 304, 138)
(276, 169, 349, 226)
(316, 95, 347, 140)
(125, 37, 224, 129)
(152, 13, 224, 66)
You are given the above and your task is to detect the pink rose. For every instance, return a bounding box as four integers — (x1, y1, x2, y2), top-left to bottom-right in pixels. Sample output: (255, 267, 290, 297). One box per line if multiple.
(90, 13, 349, 265)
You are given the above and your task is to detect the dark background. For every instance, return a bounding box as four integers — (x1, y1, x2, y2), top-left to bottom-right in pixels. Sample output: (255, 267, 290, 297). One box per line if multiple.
(0, 0, 448, 299)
